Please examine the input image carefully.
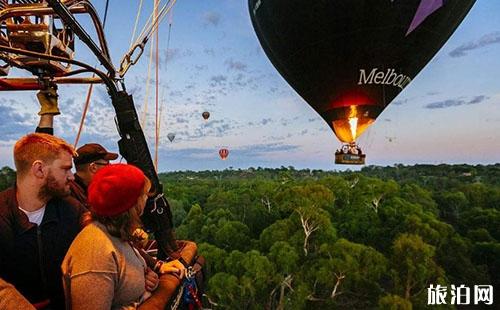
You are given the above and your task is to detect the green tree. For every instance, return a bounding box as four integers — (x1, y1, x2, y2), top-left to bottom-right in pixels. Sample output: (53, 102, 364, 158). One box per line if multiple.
(168, 198, 186, 227)
(259, 218, 297, 251)
(213, 220, 251, 251)
(206, 272, 240, 308)
(0, 166, 15, 191)
(268, 241, 299, 275)
(302, 239, 387, 308)
(433, 191, 468, 226)
(378, 294, 412, 310)
(390, 234, 445, 307)
(197, 242, 227, 278)
(175, 203, 204, 241)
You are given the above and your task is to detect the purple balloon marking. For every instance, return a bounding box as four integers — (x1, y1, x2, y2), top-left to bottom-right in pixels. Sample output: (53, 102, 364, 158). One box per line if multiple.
(406, 0, 444, 36)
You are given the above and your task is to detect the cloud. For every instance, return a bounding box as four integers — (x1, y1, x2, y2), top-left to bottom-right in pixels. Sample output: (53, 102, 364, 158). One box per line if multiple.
(225, 59, 247, 71)
(425, 99, 465, 109)
(468, 95, 488, 105)
(280, 118, 290, 126)
(449, 31, 500, 57)
(194, 65, 207, 72)
(128, 84, 143, 97)
(93, 86, 112, 108)
(237, 143, 300, 157)
(160, 147, 215, 160)
(209, 75, 227, 87)
(169, 91, 183, 97)
(203, 48, 215, 57)
(0, 103, 34, 140)
(260, 118, 272, 125)
(202, 12, 221, 27)
(162, 48, 193, 65)
(424, 95, 488, 109)
(175, 117, 189, 124)
(392, 99, 407, 105)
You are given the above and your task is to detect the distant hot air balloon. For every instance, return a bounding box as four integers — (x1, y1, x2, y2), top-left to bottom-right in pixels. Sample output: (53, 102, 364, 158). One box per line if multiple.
(249, 0, 475, 163)
(219, 148, 229, 160)
(167, 133, 175, 142)
(202, 111, 210, 120)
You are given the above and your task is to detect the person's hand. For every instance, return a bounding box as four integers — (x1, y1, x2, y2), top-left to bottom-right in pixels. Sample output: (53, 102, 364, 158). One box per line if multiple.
(159, 260, 186, 279)
(132, 228, 149, 248)
(36, 85, 60, 115)
(144, 267, 159, 292)
(133, 228, 149, 241)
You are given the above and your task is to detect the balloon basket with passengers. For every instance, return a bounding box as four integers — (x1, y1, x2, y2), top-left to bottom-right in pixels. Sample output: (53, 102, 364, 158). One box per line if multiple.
(335, 143, 366, 165)
(0, 0, 205, 308)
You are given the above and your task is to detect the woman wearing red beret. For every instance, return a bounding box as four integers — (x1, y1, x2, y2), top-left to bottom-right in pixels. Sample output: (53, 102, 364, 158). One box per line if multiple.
(61, 164, 184, 309)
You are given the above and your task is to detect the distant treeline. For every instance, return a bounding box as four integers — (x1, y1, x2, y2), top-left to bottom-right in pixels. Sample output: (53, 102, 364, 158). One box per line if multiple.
(1, 164, 498, 309)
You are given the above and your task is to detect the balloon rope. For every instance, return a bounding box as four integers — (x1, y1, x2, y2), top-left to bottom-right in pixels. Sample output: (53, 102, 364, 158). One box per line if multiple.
(154, 0, 160, 172)
(74, 0, 110, 148)
(155, 14, 173, 168)
(132, 0, 176, 49)
(129, 0, 145, 49)
(141, 30, 155, 130)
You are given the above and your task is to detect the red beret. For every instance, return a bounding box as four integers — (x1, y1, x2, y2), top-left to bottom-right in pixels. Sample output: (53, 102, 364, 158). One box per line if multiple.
(88, 164, 146, 217)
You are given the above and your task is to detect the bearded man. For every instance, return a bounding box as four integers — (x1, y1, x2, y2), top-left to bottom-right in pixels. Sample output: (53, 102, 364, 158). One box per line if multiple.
(0, 133, 87, 309)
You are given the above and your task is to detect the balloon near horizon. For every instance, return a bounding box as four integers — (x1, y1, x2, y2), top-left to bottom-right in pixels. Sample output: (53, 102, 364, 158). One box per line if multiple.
(249, 0, 476, 161)
(219, 148, 229, 160)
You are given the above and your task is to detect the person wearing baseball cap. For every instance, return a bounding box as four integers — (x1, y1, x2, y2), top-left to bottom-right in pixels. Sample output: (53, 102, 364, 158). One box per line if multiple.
(61, 164, 185, 309)
(68, 143, 119, 207)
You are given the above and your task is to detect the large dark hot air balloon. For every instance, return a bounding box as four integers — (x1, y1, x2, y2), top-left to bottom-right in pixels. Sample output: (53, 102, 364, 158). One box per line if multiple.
(202, 111, 210, 120)
(249, 0, 475, 164)
(219, 148, 229, 160)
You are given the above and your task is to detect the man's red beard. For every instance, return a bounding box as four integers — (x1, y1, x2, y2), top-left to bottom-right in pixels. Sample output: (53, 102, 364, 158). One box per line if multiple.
(39, 172, 70, 200)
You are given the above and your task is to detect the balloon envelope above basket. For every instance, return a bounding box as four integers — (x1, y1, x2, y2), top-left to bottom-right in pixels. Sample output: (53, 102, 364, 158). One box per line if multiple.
(249, 0, 476, 144)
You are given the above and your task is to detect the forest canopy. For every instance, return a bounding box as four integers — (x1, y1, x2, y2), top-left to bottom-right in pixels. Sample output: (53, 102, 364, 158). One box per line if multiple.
(1, 164, 498, 309)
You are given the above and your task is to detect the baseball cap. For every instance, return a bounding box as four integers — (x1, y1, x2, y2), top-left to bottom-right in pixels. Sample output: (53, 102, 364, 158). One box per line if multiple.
(74, 143, 118, 165)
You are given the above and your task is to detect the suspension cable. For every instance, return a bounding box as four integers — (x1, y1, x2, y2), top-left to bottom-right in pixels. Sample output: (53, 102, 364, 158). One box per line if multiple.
(154, 0, 160, 171)
(155, 11, 173, 170)
(119, 0, 177, 77)
(133, 0, 174, 47)
(73, 0, 111, 147)
(140, 33, 155, 130)
(129, 0, 145, 49)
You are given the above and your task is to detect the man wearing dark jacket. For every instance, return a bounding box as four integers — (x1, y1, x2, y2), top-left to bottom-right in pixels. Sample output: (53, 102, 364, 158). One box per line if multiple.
(0, 133, 86, 309)
(68, 143, 118, 207)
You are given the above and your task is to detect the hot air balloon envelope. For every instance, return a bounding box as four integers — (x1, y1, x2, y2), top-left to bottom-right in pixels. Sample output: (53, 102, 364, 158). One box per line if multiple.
(202, 111, 210, 120)
(249, 0, 475, 143)
(167, 133, 175, 142)
(219, 148, 229, 160)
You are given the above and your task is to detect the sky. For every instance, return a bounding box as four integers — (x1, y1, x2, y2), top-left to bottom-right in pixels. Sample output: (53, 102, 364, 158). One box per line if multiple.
(0, 0, 499, 171)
